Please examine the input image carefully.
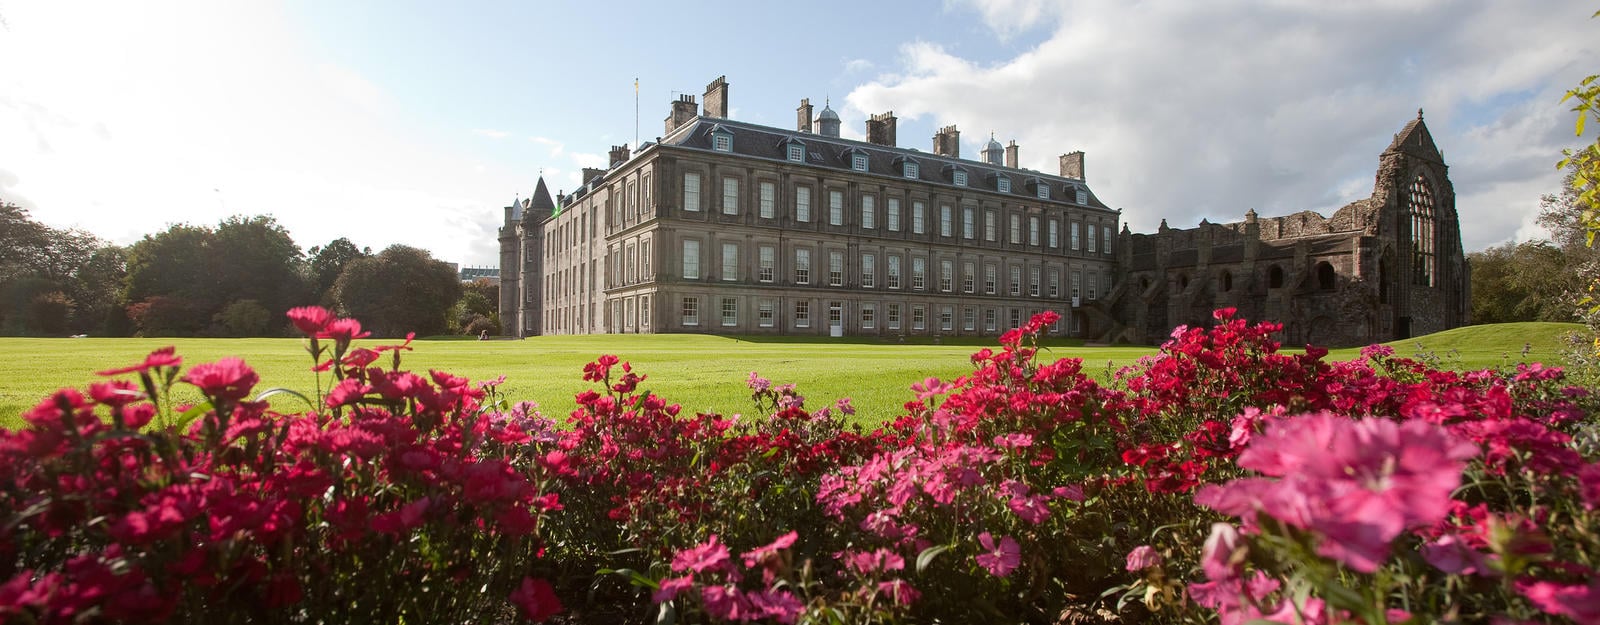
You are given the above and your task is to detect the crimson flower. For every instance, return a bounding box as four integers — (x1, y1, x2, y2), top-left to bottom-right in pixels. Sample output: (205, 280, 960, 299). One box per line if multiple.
(96, 346, 181, 376)
(508, 577, 563, 622)
(318, 318, 371, 342)
(286, 306, 333, 336)
(182, 358, 259, 402)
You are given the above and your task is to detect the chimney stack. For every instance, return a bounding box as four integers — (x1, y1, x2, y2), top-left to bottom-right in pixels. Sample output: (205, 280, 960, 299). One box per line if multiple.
(866, 111, 898, 147)
(1060, 151, 1085, 181)
(1004, 140, 1019, 169)
(664, 94, 698, 134)
(607, 145, 629, 168)
(702, 75, 729, 119)
(583, 167, 608, 185)
(933, 125, 960, 158)
(797, 99, 813, 133)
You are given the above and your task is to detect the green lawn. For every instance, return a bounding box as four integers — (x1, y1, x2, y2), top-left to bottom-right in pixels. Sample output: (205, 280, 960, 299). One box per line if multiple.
(2, 322, 1586, 429)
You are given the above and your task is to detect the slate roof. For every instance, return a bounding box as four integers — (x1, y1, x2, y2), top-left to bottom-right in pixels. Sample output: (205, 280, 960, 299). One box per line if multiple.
(657, 116, 1115, 212)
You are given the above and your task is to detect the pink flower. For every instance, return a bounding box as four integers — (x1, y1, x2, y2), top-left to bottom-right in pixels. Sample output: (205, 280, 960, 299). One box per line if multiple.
(839, 548, 905, 575)
(286, 306, 333, 336)
(508, 577, 563, 622)
(1197, 412, 1478, 573)
(1052, 484, 1086, 502)
(877, 579, 921, 606)
(318, 317, 371, 342)
(742, 531, 798, 569)
(1420, 534, 1493, 577)
(1579, 463, 1600, 511)
(97, 346, 181, 376)
(1200, 523, 1244, 581)
(1516, 577, 1600, 623)
(651, 575, 693, 603)
(911, 376, 955, 401)
(747, 371, 771, 393)
(672, 535, 731, 574)
(975, 532, 1020, 577)
(182, 358, 260, 402)
(89, 380, 144, 407)
(1125, 545, 1163, 571)
(744, 589, 804, 624)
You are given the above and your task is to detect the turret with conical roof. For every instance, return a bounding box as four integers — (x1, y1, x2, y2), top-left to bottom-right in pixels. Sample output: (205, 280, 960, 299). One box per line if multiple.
(526, 176, 556, 220)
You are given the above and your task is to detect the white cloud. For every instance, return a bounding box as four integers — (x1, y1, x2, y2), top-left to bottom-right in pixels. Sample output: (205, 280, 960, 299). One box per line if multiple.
(0, 1, 539, 266)
(854, 0, 1600, 251)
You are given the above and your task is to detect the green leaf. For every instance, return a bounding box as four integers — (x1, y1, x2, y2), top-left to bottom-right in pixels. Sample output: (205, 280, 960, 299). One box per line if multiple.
(916, 544, 951, 573)
(254, 387, 315, 410)
(174, 400, 214, 432)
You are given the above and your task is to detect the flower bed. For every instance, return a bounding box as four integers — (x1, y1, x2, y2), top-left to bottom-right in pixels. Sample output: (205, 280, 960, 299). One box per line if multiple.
(2, 307, 1596, 624)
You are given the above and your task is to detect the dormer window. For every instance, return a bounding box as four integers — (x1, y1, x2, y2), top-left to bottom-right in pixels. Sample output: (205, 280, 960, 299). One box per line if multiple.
(1075, 188, 1088, 204)
(997, 178, 1011, 193)
(787, 144, 804, 162)
(904, 161, 919, 179)
(711, 126, 734, 153)
(1036, 183, 1049, 199)
(852, 153, 868, 172)
(953, 170, 967, 186)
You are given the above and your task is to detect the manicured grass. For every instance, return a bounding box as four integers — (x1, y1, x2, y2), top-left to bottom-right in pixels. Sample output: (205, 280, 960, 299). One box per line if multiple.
(2, 322, 1585, 429)
(0, 335, 1150, 429)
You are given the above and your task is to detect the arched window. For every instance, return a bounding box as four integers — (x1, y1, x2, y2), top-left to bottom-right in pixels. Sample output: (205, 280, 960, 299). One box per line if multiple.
(1316, 262, 1336, 291)
(1176, 274, 1189, 292)
(1220, 270, 1233, 292)
(1409, 175, 1436, 287)
(1268, 265, 1284, 289)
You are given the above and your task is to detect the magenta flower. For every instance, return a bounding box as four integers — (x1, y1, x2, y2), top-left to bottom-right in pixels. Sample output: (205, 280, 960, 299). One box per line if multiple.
(746, 371, 771, 392)
(651, 575, 693, 603)
(286, 306, 333, 336)
(878, 579, 921, 606)
(96, 346, 181, 376)
(671, 534, 731, 574)
(1125, 545, 1163, 571)
(1516, 577, 1600, 623)
(976, 532, 1021, 577)
(1196, 412, 1478, 573)
(508, 577, 563, 622)
(182, 358, 260, 402)
(741, 530, 798, 569)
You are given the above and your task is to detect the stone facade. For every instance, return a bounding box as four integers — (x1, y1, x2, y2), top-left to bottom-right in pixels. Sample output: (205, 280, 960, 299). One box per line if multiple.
(499, 77, 1119, 339)
(1107, 111, 1469, 346)
(498, 78, 1469, 346)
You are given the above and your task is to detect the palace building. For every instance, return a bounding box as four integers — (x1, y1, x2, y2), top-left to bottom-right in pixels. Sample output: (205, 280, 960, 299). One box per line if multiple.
(498, 76, 1467, 346)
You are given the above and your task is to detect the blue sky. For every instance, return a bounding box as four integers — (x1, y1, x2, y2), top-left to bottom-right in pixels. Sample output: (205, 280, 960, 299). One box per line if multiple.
(2, 1, 1597, 267)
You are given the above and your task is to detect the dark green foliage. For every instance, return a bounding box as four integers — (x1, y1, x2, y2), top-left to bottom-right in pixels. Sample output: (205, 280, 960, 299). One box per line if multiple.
(333, 244, 462, 337)
(123, 215, 311, 336)
(0, 201, 124, 335)
(307, 237, 371, 304)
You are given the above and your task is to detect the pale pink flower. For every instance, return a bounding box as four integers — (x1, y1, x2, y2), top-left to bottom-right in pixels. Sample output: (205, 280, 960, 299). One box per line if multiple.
(976, 533, 1021, 577)
(1125, 545, 1163, 571)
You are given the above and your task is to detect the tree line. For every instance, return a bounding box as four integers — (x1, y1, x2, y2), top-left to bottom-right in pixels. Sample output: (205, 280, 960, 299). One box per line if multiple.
(1468, 169, 1599, 324)
(0, 201, 498, 337)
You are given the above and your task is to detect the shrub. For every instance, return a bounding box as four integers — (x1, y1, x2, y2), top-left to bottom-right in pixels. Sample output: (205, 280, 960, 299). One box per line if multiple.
(2, 306, 1596, 624)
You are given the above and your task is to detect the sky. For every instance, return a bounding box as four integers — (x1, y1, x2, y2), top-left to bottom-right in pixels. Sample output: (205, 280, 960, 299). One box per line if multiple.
(1, 1, 1597, 268)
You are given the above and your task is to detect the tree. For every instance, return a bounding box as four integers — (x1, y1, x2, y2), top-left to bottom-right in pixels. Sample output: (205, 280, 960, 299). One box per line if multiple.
(307, 237, 371, 304)
(333, 245, 462, 337)
(0, 200, 124, 335)
(211, 215, 310, 321)
(123, 215, 311, 336)
(1469, 241, 1584, 323)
